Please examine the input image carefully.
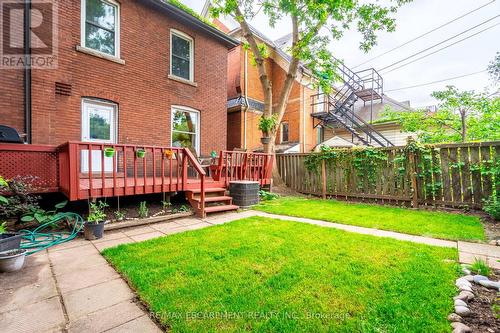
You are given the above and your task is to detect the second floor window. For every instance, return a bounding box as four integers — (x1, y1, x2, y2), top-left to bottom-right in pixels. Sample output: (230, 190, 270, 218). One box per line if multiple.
(83, 0, 119, 57)
(170, 30, 194, 81)
(281, 122, 289, 143)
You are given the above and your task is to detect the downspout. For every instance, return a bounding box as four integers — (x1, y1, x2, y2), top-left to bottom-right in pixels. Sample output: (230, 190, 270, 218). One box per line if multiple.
(243, 49, 249, 150)
(24, 1, 32, 143)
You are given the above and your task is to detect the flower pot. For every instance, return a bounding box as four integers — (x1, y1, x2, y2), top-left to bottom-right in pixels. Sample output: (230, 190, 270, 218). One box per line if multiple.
(260, 137, 271, 144)
(136, 150, 146, 158)
(84, 221, 105, 240)
(0, 233, 22, 252)
(0, 249, 26, 273)
(104, 148, 115, 157)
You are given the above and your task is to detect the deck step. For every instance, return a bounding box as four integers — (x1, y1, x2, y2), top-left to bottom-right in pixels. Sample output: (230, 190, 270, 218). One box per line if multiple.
(188, 187, 226, 194)
(192, 196, 232, 203)
(204, 204, 239, 213)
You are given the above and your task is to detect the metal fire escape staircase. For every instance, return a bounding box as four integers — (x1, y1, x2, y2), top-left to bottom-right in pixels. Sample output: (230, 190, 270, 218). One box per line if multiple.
(311, 63, 394, 147)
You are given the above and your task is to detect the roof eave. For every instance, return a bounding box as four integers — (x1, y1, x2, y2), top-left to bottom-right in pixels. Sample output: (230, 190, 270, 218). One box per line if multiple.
(143, 0, 239, 49)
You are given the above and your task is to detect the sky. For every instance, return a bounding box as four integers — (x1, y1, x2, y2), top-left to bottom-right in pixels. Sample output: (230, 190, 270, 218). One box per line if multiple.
(181, 0, 500, 107)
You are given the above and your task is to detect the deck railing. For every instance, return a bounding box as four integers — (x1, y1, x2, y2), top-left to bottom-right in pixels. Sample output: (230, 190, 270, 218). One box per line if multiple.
(58, 142, 207, 201)
(212, 151, 274, 187)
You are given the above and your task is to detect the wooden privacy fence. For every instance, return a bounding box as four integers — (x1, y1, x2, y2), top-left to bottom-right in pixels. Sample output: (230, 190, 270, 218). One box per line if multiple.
(276, 141, 500, 209)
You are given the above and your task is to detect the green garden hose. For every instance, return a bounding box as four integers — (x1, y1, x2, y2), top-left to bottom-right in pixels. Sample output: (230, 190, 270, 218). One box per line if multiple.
(18, 213, 85, 255)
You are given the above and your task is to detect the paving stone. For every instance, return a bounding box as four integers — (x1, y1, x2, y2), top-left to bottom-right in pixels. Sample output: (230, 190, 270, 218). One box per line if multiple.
(174, 217, 203, 226)
(49, 237, 89, 252)
(105, 314, 163, 333)
(130, 231, 165, 242)
(50, 250, 108, 276)
(94, 237, 135, 252)
(0, 263, 57, 313)
(123, 226, 157, 237)
(57, 263, 120, 294)
(92, 231, 128, 243)
(0, 297, 65, 333)
(183, 222, 213, 231)
(458, 242, 500, 258)
(64, 278, 133, 321)
(24, 250, 50, 268)
(68, 300, 145, 333)
(459, 252, 500, 269)
(150, 222, 184, 233)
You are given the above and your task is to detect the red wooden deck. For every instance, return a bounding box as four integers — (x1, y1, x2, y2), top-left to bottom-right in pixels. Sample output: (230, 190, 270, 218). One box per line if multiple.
(0, 142, 273, 203)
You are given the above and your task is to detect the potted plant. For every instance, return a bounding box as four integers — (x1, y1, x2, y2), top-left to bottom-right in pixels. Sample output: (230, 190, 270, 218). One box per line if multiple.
(258, 115, 277, 144)
(104, 147, 116, 157)
(84, 201, 108, 240)
(136, 149, 146, 158)
(0, 222, 22, 252)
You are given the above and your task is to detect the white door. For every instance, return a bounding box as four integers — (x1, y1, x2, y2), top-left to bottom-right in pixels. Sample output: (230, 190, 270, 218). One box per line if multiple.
(81, 99, 117, 173)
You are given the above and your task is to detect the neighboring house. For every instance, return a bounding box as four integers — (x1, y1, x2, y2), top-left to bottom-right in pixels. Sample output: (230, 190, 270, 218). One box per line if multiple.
(0, 0, 238, 156)
(322, 95, 416, 147)
(202, 1, 323, 153)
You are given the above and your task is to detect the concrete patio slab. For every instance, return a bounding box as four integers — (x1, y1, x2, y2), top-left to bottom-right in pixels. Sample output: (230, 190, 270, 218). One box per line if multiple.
(105, 314, 163, 333)
(93, 237, 135, 252)
(57, 262, 120, 294)
(92, 230, 129, 243)
(0, 297, 65, 333)
(123, 225, 157, 237)
(151, 221, 185, 233)
(67, 300, 145, 333)
(130, 231, 165, 242)
(174, 217, 204, 226)
(64, 278, 134, 321)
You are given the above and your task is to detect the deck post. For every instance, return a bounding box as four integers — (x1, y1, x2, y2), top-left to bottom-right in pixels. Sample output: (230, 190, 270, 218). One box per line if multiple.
(182, 150, 188, 191)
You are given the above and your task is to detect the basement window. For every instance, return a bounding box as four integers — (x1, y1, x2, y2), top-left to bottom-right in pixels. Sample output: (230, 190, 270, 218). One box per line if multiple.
(170, 30, 194, 82)
(82, 0, 120, 57)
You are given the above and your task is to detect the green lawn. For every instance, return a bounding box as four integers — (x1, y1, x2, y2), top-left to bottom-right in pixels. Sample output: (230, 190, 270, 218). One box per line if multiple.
(255, 197, 485, 241)
(104, 217, 458, 332)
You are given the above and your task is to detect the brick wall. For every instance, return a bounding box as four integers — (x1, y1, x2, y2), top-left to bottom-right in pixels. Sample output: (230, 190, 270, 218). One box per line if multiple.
(1, 0, 230, 155)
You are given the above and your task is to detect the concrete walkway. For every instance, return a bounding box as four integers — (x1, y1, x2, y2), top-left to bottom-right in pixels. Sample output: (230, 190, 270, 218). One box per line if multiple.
(1, 210, 499, 332)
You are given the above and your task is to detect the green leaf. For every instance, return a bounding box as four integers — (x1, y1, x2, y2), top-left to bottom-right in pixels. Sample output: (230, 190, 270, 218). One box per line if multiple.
(55, 201, 68, 209)
(0, 195, 8, 204)
(21, 215, 35, 222)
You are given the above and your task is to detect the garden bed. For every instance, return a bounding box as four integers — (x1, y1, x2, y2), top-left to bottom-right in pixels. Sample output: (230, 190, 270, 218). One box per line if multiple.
(104, 212, 193, 231)
(104, 216, 458, 332)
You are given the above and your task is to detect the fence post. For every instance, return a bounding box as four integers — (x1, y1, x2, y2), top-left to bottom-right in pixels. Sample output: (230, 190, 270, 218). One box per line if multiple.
(321, 160, 327, 199)
(409, 152, 419, 208)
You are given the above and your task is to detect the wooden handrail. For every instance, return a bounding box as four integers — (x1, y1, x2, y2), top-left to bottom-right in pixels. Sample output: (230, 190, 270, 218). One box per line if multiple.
(183, 148, 206, 176)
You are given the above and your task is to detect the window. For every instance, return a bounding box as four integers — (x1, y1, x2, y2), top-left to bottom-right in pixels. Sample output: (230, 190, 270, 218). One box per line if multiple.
(280, 122, 289, 143)
(316, 126, 324, 145)
(171, 107, 199, 155)
(170, 30, 194, 81)
(82, 0, 120, 57)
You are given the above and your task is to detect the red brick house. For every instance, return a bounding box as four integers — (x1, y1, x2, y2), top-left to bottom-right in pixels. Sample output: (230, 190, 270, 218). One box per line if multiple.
(0, 1, 273, 217)
(1, 0, 238, 155)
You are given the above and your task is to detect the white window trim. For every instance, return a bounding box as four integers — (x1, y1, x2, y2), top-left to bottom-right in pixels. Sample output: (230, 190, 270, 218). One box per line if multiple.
(280, 122, 289, 143)
(171, 105, 200, 155)
(81, 98, 118, 143)
(169, 29, 194, 83)
(81, 0, 121, 59)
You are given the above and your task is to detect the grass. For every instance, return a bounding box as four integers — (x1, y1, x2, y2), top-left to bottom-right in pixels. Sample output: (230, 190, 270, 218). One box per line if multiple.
(255, 197, 485, 241)
(104, 216, 458, 332)
(470, 258, 491, 276)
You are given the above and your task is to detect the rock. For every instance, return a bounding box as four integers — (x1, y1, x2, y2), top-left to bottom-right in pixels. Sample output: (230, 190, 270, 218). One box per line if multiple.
(454, 291, 474, 301)
(462, 275, 474, 282)
(455, 278, 472, 288)
(454, 299, 467, 307)
(458, 284, 472, 292)
(461, 267, 471, 275)
(454, 305, 471, 317)
(478, 280, 500, 290)
(473, 275, 489, 284)
(489, 239, 499, 246)
(451, 322, 471, 333)
(447, 313, 462, 322)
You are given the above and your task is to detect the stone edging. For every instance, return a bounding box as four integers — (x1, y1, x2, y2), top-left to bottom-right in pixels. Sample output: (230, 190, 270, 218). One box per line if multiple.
(104, 212, 194, 231)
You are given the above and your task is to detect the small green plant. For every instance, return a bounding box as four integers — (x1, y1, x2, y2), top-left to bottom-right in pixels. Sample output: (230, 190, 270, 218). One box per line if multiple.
(88, 201, 108, 224)
(470, 258, 490, 276)
(259, 190, 279, 201)
(21, 200, 67, 224)
(0, 176, 8, 205)
(138, 201, 149, 218)
(114, 210, 125, 221)
(161, 200, 172, 210)
(172, 204, 190, 213)
(0, 222, 7, 235)
(492, 295, 500, 319)
(483, 195, 500, 221)
(258, 115, 278, 136)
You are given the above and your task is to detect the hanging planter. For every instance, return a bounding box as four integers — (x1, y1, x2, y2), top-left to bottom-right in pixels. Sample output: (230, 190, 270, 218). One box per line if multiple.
(104, 147, 115, 157)
(260, 137, 271, 145)
(136, 149, 146, 158)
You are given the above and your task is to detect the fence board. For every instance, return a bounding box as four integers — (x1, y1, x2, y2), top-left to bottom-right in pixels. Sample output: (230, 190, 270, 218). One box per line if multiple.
(480, 146, 493, 199)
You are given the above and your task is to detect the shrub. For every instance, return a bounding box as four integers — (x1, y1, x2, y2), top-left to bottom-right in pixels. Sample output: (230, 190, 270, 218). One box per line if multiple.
(138, 201, 149, 218)
(88, 201, 108, 223)
(259, 190, 279, 201)
(483, 195, 500, 220)
(470, 258, 490, 276)
(0, 176, 40, 220)
(258, 115, 278, 135)
(0, 222, 6, 234)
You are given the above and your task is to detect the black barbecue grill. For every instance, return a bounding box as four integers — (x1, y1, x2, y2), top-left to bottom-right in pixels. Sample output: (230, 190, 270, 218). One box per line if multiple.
(0, 125, 24, 144)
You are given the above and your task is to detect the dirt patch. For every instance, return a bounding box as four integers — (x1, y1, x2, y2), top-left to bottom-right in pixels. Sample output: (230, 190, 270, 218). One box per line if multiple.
(462, 270, 500, 332)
